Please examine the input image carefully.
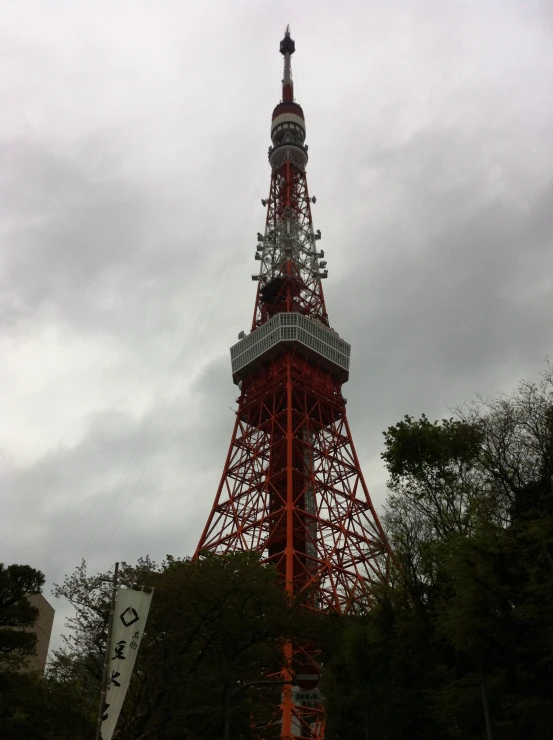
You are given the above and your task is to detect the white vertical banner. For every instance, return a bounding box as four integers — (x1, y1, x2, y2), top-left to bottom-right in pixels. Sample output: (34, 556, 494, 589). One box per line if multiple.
(100, 587, 153, 740)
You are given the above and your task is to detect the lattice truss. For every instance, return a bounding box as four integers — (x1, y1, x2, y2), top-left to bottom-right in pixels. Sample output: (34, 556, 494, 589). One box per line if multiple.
(253, 640, 325, 740)
(197, 356, 391, 612)
(253, 161, 328, 328)
(196, 27, 394, 739)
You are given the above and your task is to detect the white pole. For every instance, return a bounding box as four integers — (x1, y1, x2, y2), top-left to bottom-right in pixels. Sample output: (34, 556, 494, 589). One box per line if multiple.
(95, 562, 119, 740)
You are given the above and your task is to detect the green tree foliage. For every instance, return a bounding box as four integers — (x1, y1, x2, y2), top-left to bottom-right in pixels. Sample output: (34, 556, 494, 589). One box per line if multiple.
(1, 554, 319, 739)
(0, 563, 44, 671)
(0, 563, 86, 739)
(49, 551, 321, 739)
(324, 367, 553, 740)
(0, 670, 92, 740)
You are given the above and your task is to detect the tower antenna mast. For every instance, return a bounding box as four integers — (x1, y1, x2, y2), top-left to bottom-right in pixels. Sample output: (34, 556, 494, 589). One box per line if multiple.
(196, 27, 393, 740)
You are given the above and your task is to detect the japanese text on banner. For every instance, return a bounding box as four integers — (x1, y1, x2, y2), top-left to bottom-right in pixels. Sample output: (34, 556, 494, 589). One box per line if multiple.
(100, 587, 153, 740)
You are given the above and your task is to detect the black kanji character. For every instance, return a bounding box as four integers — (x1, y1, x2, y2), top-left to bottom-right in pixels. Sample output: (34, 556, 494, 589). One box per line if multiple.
(132, 630, 140, 639)
(129, 640, 137, 650)
(120, 606, 140, 627)
(112, 640, 126, 660)
(107, 670, 121, 688)
(101, 701, 110, 721)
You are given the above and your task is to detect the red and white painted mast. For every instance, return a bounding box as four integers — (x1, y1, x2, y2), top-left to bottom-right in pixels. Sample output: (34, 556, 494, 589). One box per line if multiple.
(253, 26, 327, 331)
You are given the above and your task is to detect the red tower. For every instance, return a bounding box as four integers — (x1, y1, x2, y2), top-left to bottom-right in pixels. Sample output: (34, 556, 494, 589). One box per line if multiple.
(196, 27, 393, 739)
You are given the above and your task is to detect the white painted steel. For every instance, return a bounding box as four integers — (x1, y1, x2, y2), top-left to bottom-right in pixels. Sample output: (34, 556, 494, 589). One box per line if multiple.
(271, 113, 306, 132)
(230, 312, 350, 382)
(269, 144, 308, 169)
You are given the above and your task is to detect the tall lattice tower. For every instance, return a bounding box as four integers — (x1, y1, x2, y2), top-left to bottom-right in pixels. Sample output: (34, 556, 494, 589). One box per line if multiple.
(196, 27, 393, 740)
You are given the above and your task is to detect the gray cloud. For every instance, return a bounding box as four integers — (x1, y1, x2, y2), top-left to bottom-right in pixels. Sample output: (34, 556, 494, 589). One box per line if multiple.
(0, 0, 552, 653)
(1, 351, 235, 576)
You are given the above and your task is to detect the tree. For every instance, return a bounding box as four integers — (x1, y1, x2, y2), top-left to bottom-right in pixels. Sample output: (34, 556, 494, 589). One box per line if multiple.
(0, 563, 45, 671)
(52, 551, 322, 739)
(0, 669, 93, 740)
(382, 414, 484, 540)
(0, 563, 89, 740)
(325, 366, 553, 739)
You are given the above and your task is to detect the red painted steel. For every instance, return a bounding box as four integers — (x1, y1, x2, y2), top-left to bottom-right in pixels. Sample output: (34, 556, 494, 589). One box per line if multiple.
(195, 28, 393, 740)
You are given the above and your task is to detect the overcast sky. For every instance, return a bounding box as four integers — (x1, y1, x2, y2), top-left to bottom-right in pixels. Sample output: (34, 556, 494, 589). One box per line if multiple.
(1, 0, 552, 651)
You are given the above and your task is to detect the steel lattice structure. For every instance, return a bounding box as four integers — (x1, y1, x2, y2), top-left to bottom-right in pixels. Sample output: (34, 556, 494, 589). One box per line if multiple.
(196, 27, 393, 740)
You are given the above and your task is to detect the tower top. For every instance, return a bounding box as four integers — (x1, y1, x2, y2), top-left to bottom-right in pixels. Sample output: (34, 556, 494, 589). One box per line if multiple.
(279, 25, 295, 56)
(280, 25, 295, 103)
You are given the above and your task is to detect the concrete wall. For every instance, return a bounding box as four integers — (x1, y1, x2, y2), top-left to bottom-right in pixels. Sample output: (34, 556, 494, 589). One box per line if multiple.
(23, 593, 55, 674)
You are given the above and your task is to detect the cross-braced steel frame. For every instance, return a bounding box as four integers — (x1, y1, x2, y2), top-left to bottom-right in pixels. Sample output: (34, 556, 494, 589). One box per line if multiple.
(197, 353, 391, 611)
(196, 349, 393, 738)
(195, 27, 393, 740)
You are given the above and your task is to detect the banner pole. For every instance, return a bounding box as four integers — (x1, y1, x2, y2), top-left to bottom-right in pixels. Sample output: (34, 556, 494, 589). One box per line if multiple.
(95, 562, 119, 740)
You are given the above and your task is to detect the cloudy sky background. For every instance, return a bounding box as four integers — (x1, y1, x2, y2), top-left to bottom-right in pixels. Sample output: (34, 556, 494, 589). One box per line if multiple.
(1, 0, 552, 652)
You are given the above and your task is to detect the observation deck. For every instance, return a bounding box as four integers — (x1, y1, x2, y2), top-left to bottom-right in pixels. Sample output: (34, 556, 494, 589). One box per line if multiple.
(230, 312, 350, 384)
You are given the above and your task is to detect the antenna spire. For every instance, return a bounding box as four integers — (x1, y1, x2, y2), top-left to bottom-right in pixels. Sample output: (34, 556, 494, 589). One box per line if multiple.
(279, 25, 295, 102)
